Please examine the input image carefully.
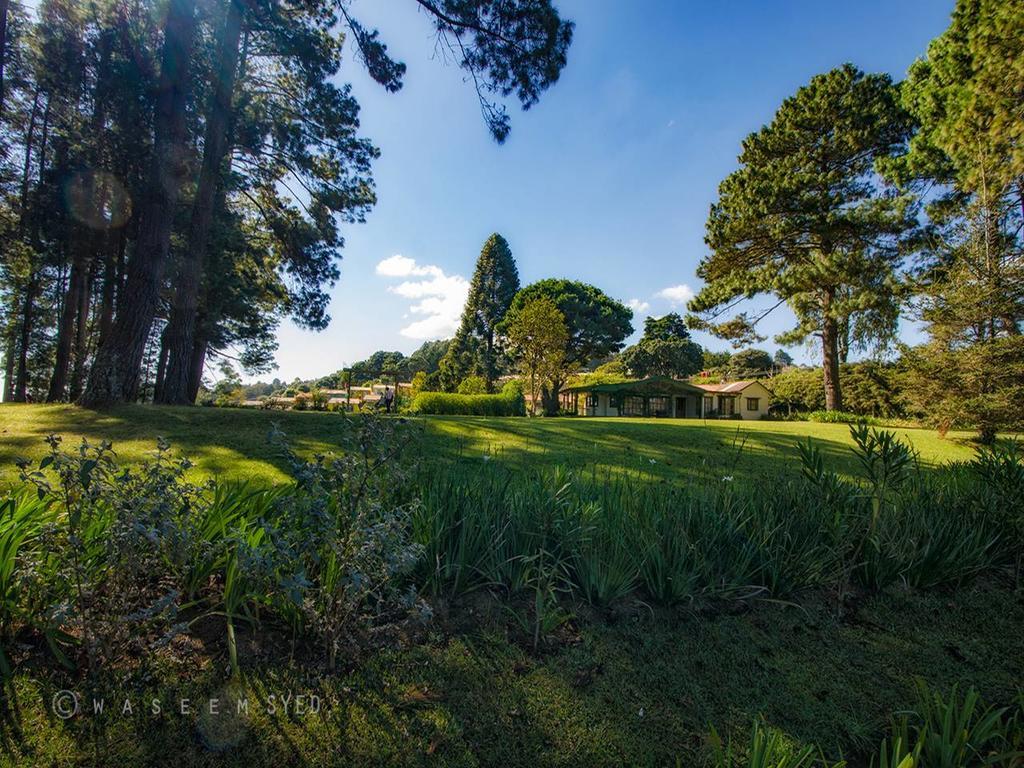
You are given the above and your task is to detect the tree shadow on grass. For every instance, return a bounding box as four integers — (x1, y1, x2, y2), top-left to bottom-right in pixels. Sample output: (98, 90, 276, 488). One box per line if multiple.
(0, 404, 359, 487)
(415, 416, 915, 487)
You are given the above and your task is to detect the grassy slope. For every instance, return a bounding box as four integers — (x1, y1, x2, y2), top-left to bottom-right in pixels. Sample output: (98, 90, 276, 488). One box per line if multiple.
(0, 404, 980, 487)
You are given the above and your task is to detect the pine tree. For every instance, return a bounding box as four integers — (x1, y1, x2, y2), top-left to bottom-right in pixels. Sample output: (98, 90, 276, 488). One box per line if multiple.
(440, 232, 519, 390)
(689, 64, 916, 411)
(891, 0, 1024, 442)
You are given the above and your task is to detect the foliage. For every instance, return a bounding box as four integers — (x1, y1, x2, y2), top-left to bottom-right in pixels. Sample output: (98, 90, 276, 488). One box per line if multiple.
(501, 279, 632, 414)
(620, 312, 703, 379)
(409, 370, 431, 399)
(772, 349, 794, 368)
(414, 426, 1019, 611)
(456, 375, 488, 395)
(711, 681, 1024, 768)
(271, 417, 427, 671)
(704, 349, 733, 369)
(308, 388, 329, 411)
(885, 0, 1024, 444)
(727, 348, 774, 379)
(439, 233, 520, 390)
(706, 720, 837, 768)
(690, 64, 916, 411)
(502, 296, 569, 416)
(2, 416, 427, 680)
(769, 368, 826, 414)
(410, 383, 526, 416)
(1, 0, 574, 406)
(770, 363, 906, 420)
(807, 411, 881, 426)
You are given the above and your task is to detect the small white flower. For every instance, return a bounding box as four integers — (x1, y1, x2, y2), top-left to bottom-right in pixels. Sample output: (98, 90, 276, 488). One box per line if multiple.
(722, 475, 733, 482)
(649, 459, 657, 465)
(638, 707, 645, 718)
(482, 454, 492, 462)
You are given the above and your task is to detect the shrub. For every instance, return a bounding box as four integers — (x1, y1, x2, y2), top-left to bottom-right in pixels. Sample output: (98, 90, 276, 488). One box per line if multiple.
(310, 387, 329, 411)
(410, 387, 525, 416)
(292, 392, 311, 410)
(5, 418, 428, 679)
(456, 375, 488, 394)
(807, 409, 881, 425)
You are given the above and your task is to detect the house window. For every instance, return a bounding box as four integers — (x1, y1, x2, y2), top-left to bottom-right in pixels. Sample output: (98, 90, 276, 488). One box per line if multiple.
(746, 397, 760, 411)
(620, 396, 644, 417)
(720, 396, 735, 416)
(586, 393, 599, 408)
(703, 396, 714, 414)
(648, 396, 670, 417)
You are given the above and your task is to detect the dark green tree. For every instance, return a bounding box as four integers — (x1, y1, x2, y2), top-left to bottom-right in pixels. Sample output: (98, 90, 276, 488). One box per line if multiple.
(501, 278, 632, 414)
(62, 0, 574, 406)
(727, 348, 773, 379)
(620, 312, 702, 379)
(702, 349, 731, 370)
(884, 0, 1024, 443)
(406, 338, 450, 375)
(688, 64, 916, 411)
(440, 232, 519, 390)
(772, 349, 793, 369)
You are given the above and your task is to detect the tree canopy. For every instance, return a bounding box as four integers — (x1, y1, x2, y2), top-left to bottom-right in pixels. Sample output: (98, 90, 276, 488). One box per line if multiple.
(439, 232, 519, 390)
(620, 313, 702, 379)
(501, 278, 632, 414)
(502, 296, 567, 416)
(0, 0, 574, 405)
(688, 64, 916, 411)
(887, 0, 1024, 443)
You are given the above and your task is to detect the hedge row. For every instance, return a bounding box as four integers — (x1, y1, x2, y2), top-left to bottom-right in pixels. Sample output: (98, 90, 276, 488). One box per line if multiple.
(807, 409, 882, 425)
(410, 389, 526, 416)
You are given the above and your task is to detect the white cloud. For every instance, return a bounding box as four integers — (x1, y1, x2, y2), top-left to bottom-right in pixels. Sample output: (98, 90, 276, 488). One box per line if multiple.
(375, 254, 440, 278)
(656, 284, 695, 307)
(376, 254, 469, 340)
(627, 298, 650, 314)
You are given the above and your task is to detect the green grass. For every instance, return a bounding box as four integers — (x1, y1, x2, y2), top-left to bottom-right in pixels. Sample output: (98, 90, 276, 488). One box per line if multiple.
(2, 582, 1021, 767)
(0, 403, 984, 487)
(0, 404, 1020, 766)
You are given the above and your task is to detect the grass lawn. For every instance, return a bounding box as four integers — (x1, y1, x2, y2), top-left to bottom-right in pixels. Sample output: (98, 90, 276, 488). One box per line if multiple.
(0, 403, 983, 487)
(0, 404, 1021, 766)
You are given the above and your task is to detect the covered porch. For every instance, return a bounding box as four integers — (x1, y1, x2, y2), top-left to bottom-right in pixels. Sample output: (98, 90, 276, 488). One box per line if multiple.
(560, 376, 708, 418)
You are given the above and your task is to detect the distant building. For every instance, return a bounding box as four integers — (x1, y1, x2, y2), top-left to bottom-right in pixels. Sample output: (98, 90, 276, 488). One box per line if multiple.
(561, 376, 773, 419)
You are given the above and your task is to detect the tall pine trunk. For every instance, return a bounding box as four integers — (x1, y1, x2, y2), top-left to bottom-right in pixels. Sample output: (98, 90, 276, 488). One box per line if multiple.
(13, 95, 51, 402)
(820, 289, 843, 411)
(68, 261, 95, 401)
(159, 0, 242, 404)
(186, 334, 207, 402)
(47, 252, 87, 401)
(80, 0, 197, 407)
(152, 328, 169, 402)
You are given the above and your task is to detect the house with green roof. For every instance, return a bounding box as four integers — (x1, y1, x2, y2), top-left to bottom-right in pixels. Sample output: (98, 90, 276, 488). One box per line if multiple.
(560, 376, 773, 419)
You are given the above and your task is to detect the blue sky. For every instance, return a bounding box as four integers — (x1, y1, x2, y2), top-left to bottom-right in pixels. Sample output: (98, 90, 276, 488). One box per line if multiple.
(266, 0, 954, 383)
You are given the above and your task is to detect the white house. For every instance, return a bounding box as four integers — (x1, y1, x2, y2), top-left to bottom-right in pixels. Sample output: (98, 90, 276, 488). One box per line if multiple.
(695, 380, 773, 419)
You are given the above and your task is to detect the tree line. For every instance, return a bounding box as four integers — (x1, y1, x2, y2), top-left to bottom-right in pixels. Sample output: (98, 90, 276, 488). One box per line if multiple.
(0, 0, 573, 406)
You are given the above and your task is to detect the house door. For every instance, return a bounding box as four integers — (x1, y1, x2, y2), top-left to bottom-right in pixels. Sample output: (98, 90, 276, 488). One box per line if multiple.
(674, 396, 687, 417)
(720, 396, 735, 416)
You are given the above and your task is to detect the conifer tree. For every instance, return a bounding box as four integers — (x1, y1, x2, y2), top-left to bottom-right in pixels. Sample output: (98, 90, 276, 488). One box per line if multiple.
(688, 64, 916, 411)
(440, 232, 519, 390)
